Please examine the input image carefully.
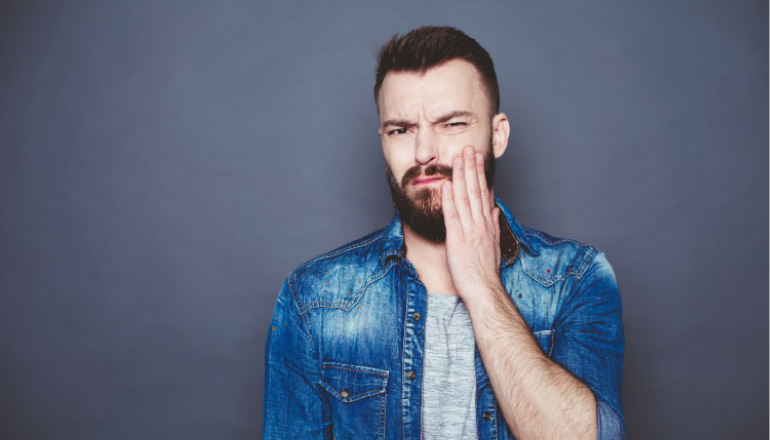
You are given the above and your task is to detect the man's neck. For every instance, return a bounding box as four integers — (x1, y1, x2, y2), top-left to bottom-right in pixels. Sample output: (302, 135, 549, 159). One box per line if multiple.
(402, 225, 456, 295)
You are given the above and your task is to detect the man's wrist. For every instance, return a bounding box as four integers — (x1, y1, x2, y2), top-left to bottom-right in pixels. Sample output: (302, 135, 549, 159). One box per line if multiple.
(461, 279, 510, 314)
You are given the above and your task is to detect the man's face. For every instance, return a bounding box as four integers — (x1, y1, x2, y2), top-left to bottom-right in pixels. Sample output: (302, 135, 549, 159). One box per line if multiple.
(377, 59, 502, 242)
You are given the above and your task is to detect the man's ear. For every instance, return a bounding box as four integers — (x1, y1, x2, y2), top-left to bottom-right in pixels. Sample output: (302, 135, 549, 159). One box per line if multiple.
(491, 112, 510, 159)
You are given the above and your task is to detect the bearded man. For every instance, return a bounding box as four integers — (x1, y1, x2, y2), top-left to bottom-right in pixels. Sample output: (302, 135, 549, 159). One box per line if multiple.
(263, 26, 625, 440)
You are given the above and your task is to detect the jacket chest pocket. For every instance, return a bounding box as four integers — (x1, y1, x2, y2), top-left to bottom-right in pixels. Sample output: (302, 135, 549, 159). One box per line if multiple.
(320, 361, 389, 440)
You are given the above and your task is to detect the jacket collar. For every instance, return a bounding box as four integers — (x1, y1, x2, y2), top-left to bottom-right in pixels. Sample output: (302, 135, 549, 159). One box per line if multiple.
(495, 196, 540, 260)
(378, 196, 538, 268)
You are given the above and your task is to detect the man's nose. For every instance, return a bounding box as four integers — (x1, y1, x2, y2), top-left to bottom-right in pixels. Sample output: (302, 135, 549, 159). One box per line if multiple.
(414, 129, 438, 165)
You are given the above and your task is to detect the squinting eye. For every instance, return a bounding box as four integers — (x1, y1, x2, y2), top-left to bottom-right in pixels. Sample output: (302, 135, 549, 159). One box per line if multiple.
(389, 128, 408, 135)
(446, 122, 466, 128)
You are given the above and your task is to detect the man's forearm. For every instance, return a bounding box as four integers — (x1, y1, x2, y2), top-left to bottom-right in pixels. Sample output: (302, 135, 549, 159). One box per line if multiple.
(464, 283, 597, 440)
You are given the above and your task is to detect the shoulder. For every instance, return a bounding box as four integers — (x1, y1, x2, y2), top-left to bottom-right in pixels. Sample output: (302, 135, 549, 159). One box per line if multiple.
(517, 225, 605, 287)
(283, 229, 390, 313)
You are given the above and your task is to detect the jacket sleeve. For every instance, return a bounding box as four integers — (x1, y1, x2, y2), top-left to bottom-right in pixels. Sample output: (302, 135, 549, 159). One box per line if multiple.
(262, 276, 332, 439)
(551, 251, 626, 440)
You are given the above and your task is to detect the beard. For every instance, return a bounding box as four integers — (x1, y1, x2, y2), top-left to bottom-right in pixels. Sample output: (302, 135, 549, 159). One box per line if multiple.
(386, 138, 496, 243)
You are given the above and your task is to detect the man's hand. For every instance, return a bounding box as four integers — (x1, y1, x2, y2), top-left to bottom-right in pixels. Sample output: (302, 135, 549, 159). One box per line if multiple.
(441, 145, 503, 299)
(442, 147, 599, 440)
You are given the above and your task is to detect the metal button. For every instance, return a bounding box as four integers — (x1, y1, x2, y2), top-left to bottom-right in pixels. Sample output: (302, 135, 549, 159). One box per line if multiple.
(340, 388, 350, 399)
(407, 370, 416, 380)
(412, 312, 421, 321)
(482, 411, 491, 421)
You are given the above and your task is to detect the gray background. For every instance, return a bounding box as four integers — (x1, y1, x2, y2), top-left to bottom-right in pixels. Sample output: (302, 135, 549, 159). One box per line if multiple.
(0, 1, 766, 439)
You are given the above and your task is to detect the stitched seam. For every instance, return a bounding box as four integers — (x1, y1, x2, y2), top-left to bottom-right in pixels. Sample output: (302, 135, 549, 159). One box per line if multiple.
(520, 257, 573, 287)
(493, 398, 499, 439)
(401, 277, 410, 440)
(319, 376, 388, 398)
(523, 228, 601, 270)
(319, 381, 386, 401)
(379, 382, 387, 440)
(294, 231, 384, 272)
(287, 272, 318, 353)
(322, 364, 390, 376)
(320, 363, 390, 400)
(575, 246, 598, 279)
(338, 387, 384, 400)
(320, 371, 389, 409)
(523, 270, 584, 286)
(298, 261, 397, 313)
(520, 246, 598, 287)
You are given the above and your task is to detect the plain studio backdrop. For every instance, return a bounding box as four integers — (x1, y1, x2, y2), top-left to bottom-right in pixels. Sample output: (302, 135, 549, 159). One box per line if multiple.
(0, 1, 767, 439)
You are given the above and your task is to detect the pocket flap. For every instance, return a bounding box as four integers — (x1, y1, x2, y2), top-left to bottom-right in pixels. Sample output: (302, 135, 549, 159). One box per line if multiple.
(320, 361, 389, 403)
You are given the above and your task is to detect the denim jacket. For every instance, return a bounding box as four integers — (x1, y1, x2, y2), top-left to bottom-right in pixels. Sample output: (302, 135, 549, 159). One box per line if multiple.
(263, 197, 625, 439)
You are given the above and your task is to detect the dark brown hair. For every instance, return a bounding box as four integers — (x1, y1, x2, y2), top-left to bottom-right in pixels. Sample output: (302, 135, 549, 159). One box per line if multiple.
(374, 26, 500, 115)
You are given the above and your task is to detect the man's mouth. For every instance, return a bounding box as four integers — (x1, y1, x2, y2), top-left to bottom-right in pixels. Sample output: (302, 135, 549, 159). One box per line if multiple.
(412, 177, 446, 186)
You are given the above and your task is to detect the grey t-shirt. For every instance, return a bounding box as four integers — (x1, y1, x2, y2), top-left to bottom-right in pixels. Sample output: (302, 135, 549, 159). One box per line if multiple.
(421, 293, 479, 440)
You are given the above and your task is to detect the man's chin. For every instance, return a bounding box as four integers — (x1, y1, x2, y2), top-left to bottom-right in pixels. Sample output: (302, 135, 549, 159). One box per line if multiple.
(386, 168, 449, 243)
(400, 204, 447, 243)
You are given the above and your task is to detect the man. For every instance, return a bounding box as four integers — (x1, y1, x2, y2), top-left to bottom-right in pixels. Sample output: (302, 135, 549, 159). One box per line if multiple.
(263, 26, 624, 439)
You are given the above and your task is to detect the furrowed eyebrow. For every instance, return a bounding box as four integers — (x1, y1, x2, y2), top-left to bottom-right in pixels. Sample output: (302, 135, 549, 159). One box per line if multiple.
(381, 111, 477, 129)
(381, 119, 417, 129)
(432, 110, 476, 124)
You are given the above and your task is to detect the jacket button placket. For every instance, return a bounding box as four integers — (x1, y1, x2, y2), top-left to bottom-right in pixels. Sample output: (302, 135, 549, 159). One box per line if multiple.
(475, 335, 499, 440)
(401, 265, 426, 440)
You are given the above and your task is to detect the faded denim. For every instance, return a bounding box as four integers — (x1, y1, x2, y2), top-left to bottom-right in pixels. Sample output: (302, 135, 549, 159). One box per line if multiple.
(263, 197, 625, 439)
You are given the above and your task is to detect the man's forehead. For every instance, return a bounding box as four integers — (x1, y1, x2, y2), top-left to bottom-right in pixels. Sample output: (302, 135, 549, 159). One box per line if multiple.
(377, 59, 488, 120)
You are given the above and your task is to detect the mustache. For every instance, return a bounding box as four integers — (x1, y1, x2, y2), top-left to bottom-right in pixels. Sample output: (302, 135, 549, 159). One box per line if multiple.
(401, 163, 453, 187)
